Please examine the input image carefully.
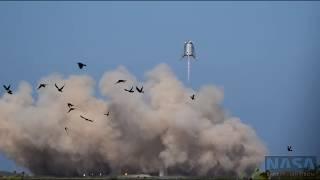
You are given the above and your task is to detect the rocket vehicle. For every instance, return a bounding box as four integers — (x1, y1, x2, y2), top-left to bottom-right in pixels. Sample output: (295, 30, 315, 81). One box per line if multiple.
(182, 40, 196, 59)
(181, 40, 196, 83)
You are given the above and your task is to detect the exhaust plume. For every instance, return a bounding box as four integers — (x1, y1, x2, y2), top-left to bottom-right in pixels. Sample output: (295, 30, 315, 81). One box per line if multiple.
(0, 64, 267, 176)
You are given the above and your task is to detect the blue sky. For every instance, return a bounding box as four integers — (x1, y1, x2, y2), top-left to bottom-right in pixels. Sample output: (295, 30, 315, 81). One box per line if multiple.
(0, 2, 320, 171)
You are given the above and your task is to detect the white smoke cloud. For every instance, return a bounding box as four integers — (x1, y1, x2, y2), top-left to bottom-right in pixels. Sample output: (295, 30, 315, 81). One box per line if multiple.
(0, 64, 267, 176)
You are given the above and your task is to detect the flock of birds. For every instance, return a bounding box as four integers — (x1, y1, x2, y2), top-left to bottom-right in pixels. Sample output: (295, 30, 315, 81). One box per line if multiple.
(3, 62, 294, 152)
(2, 62, 197, 136)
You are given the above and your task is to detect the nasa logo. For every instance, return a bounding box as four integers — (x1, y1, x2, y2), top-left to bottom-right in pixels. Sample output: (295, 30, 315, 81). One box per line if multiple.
(265, 156, 317, 172)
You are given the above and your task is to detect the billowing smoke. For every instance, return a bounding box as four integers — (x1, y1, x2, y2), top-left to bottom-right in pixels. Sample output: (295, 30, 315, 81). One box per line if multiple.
(0, 64, 267, 177)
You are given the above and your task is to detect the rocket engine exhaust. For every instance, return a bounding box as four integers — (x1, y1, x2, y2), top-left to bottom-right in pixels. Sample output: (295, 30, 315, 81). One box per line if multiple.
(187, 57, 190, 83)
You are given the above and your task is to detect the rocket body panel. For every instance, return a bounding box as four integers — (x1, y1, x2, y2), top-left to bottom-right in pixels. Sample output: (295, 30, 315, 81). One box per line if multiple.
(185, 43, 193, 56)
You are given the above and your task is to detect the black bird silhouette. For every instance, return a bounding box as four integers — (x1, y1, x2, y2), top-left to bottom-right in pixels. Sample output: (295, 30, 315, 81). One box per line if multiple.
(190, 94, 195, 100)
(77, 62, 87, 69)
(3, 85, 12, 94)
(115, 80, 126, 84)
(3, 85, 10, 91)
(37, 83, 47, 90)
(80, 115, 94, 122)
(124, 86, 134, 93)
(136, 86, 144, 93)
(65, 127, 69, 134)
(67, 103, 74, 108)
(104, 111, 110, 116)
(55, 83, 65, 92)
(68, 107, 76, 113)
(287, 146, 293, 152)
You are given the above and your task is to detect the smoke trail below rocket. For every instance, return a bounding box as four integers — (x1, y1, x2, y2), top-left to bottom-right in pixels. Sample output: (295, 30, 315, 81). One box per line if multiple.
(0, 64, 267, 177)
(187, 58, 190, 83)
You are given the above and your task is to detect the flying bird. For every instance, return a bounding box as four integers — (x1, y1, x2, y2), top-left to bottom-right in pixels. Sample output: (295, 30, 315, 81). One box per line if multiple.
(67, 103, 74, 108)
(3, 85, 12, 94)
(80, 115, 94, 122)
(124, 86, 134, 93)
(55, 83, 65, 92)
(104, 112, 110, 116)
(37, 83, 47, 90)
(136, 86, 144, 93)
(115, 79, 126, 84)
(190, 94, 195, 100)
(77, 62, 87, 69)
(287, 145, 293, 152)
(65, 127, 69, 134)
(3, 85, 10, 91)
(68, 107, 76, 113)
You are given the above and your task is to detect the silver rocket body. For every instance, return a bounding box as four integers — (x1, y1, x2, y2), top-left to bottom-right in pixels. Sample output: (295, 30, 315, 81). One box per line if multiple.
(182, 40, 196, 83)
(182, 41, 196, 58)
